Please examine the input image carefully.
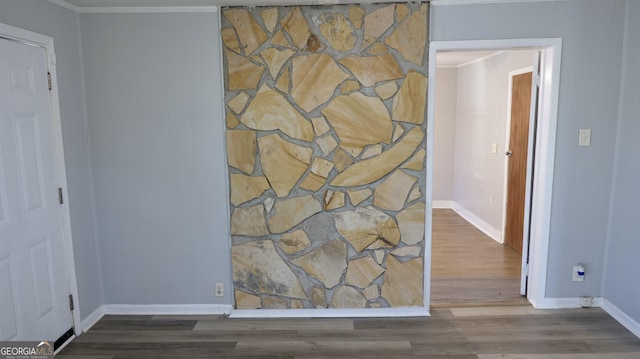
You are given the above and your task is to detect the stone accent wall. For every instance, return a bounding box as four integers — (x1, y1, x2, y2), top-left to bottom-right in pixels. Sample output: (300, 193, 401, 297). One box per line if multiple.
(222, 3, 429, 309)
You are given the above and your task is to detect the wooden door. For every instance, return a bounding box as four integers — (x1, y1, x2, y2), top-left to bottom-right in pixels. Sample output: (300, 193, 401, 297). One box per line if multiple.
(504, 72, 533, 254)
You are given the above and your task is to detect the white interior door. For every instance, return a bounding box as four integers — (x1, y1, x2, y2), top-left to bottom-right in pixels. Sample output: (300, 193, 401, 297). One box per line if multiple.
(0, 37, 73, 341)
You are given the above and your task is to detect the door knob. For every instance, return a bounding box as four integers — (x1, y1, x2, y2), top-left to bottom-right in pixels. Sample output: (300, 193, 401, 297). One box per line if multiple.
(505, 150, 513, 157)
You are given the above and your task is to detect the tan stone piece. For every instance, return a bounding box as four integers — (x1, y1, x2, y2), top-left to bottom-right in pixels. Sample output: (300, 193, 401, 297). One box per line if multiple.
(261, 8, 279, 33)
(242, 85, 314, 142)
(345, 256, 385, 288)
(250, 55, 263, 64)
(347, 188, 372, 206)
(361, 144, 382, 160)
(235, 290, 261, 309)
(312, 287, 327, 308)
(223, 8, 268, 55)
(334, 207, 400, 252)
(349, 5, 364, 29)
(321, 92, 393, 157)
(366, 239, 394, 250)
(332, 286, 367, 308)
(324, 190, 345, 210)
(226, 112, 240, 129)
(278, 229, 310, 255)
(397, 202, 425, 245)
(263, 296, 288, 309)
(231, 204, 269, 236)
(340, 54, 403, 87)
(227, 91, 251, 114)
(385, 6, 428, 65)
(311, 157, 334, 178)
(258, 133, 312, 197)
(407, 185, 421, 203)
(332, 149, 354, 172)
(391, 245, 422, 258)
(226, 129, 256, 175)
(269, 195, 322, 233)
(311, 117, 331, 136)
(275, 67, 289, 93)
(271, 30, 292, 48)
(392, 123, 405, 142)
(402, 148, 425, 171)
(363, 284, 379, 300)
(318, 12, 356, 52)
(373, 170, 418, 211)
(361, 5, 395, 51)
(330, 126, 424, 187)
(292, 239, 347, 289)
(374, 249, 385, 264)
(369, 302, 381, 308)
(300, 172, 325, 192)
(392, 71, 428, 124)
(264, 197, 275, 213)
(260, 48, 295, 79)
(396, 4, 410, 21)
(375, 81, 398, 100)
(221, 27, 241, 54)
(281, 7, 314, 50)
(381, 256, 423, 307)
(366, 42, 388, 55)
(291, 299, 304, 309)
(340, 80, 360, 94)
(225, 49, 265, 91)
(230, 174, 270, 206)
(292, 54, 350, 113)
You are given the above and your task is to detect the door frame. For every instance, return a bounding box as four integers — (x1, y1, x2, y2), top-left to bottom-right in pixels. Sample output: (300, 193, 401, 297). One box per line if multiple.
(0, 23, 81, 332)
(425, 38, 562, 309)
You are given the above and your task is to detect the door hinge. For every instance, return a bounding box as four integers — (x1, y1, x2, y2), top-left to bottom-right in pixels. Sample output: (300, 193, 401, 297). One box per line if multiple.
(523, 263, 529, 276)
(535, 73, 541, 87)
(68, 294, 74, 311)
(58, 187, 64, 204)
(47, 72, 52, 91)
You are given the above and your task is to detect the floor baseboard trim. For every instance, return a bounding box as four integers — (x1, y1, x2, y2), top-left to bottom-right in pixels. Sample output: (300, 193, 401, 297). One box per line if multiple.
(432, 200, 454, 208)
(102, 304, 234, 315)
(536, 297, 603, 309)
(230, 307, 430, 318)
(81, 305, 106, 333)
(601, 298, 640, 339)
(452, 203, 502, 243)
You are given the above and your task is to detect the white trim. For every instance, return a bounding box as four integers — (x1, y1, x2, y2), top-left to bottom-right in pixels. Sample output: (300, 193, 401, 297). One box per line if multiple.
(452, 203, 502, 243)
(601, 299, 640, 339)
(432, 200, 454, 209)
(0, 22, 83, 336)
(81, 306, 105, 333)
(230, 307, 430, 319)
(103, 304, 233, 315)
(537, 297, 603, 309)
(53, 334, 76, 355)
(431, 0, 568, 6)
(47, 0, 80, 12)
(78, 6, 218, 13)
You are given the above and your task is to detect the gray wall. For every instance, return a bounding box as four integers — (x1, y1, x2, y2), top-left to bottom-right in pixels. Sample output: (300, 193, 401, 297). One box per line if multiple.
(431, 0, 625, 298)
(79, 12, 232, 305)
(603, 0, 640, 324)
(0, 0, 103, 319)
(433, 67, 457, 203)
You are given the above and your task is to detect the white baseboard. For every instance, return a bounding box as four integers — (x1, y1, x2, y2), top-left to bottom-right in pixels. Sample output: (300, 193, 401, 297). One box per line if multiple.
(601, 298, 640, 339)
(432, 200, 454, 208)
(103, 304, 233, 315)
(230, 307, 430, 318)
(80, 305, 106, 333)
(535, 297, 603, 309)
(452, 203, 502, 243)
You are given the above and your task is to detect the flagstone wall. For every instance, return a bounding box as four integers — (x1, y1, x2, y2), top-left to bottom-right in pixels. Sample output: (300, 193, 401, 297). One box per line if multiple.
(222, 3, 429, 309)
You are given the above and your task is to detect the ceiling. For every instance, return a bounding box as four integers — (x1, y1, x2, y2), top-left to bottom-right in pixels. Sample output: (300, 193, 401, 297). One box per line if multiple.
(436, 51, 502, 67)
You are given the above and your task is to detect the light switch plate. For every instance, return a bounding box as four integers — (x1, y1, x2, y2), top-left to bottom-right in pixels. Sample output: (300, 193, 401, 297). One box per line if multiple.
(578, 129, 591, 147)
(491, 143, 497, 154)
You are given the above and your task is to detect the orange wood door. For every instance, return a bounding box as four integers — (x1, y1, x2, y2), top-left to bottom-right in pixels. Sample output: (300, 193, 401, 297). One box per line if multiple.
(504, 72, 533, 254)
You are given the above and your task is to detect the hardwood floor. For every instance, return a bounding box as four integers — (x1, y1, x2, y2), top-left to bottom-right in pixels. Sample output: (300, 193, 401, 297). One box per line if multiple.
(431, 209, 527, 306)
(58, 308, 640, 358)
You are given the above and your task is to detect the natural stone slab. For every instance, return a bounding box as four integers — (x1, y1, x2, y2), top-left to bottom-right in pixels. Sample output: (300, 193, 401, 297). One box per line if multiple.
(361, 144, 382, 159)
(292, 239, 347, 289)
(349, 5, 364, 29)
(396, 4, 410, 21)
(226, 130, 256, 175)
(318, 12, 356, 52)
(332, 286, 367, 308)
(392, 71, 428, 124)
(324, 190, 345, 210)
(340, 54, 403, 87)
(226, 112, 240, 129)
(345, 256, 385, 288)
(381, 256, 423, 307)
(312, 287, 327, 308)
(235, 289, 261, 309)
(243, 85, 314, 142)
(271, 30, 292, 48)
(374, 249, 385, 264)
(311, 117, 331, 136)
(278, 229, 310, 255)
(260, 48, 295, 79)
(264, 197, 275, 213)
(367, 239, 394, 250)
(375, 81, 398, 100)
(334, 207, 400, 252)
(347, 188, 372, 206)
(300, 172, 325, 192)
(311, 157, 334, 178)
(316, 134, 338, 156)
(233, 240, 307, 299)
(225, 49, 265, 91)
(292, 54, 350, 113)
(340, 80, 360, 94)
(269, 195, 322, 233)
(366, 42, 388, 55)
(393, 124, 405, 142)
(275, 67, 289, 93)
(397, 202, 425, 245)
(221, 28, 241, 54)
(402, 148, 425, 171)
(231, 204, 269, 236)
(258, 133, 312, 197)
(263, 296, 288, 309)
(361, 5, 395, 51)
(385, 6, 428, 65)
(227, 91, 250, 114)
(391, 245, 422, 258)
(373, 170, 417, 211)
(321, 92, 392, 157)
(407, 185, 421, 203)
(332, 149, 354, 172)
(230, 174, 270, 206)
(364, 284, 379, 300)
(223, 9, 268, 55)
(369, 302, 381, 308)
(291, 299, 304, 309)
(261, 8, 279, 33)
(330, 126, 424, 187)
(281, 7, 320, 51)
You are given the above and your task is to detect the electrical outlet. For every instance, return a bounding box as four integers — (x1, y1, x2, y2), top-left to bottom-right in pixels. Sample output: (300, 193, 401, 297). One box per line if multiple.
(578, 129, 591, 146)
(572, 264, 585, 282)
(489, 195, 494, 205)
(215, 283, 224, 297)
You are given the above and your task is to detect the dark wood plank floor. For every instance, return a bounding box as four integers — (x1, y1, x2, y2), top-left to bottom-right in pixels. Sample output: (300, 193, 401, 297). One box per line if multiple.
(431, 209, 528, 306)
(58, 307, 640, 358)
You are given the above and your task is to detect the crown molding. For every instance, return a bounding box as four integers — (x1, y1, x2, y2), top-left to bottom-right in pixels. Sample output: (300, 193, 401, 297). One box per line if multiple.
(47, 0, 218, 13)
(48, 0, 80, 12)
(431, 0, 567, 5)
